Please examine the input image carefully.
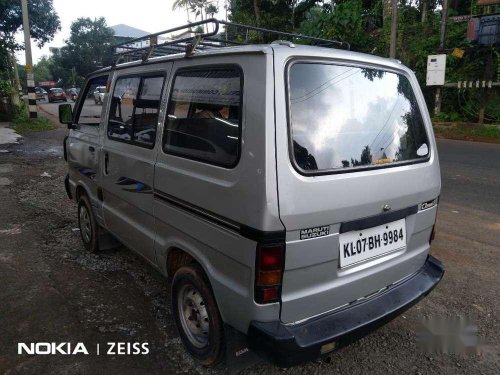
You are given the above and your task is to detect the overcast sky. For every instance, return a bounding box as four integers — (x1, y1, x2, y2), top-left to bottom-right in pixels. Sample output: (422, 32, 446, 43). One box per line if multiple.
(15, 0, 223, 64)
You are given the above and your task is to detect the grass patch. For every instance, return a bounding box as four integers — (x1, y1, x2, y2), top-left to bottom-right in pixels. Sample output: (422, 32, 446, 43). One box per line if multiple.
(433, 123, 500, 144)
(11, 115, 56, 134)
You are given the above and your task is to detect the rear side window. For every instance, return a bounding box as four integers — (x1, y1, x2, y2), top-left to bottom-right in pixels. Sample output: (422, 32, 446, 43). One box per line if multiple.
(163, 68, 242, 167)
(288, 63, 430, 174)
(108, 75, 165, 147)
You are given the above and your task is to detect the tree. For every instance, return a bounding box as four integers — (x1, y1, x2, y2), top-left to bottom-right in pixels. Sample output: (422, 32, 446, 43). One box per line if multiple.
(0, 0, 60, 50)
(173, 0, 193, 23)
(33, 56, 53, 83)
(56, 17, 115, 82)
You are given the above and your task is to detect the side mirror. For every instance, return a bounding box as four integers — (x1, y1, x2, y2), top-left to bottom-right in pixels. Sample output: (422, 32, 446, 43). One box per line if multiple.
(58, 103, 73, 127)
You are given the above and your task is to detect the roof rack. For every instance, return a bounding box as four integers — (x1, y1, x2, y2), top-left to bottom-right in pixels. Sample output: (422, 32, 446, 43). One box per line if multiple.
(112, 18, 350, 65)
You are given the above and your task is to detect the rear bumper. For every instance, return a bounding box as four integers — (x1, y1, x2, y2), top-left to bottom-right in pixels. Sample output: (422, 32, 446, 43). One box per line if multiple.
(247, 255, 444, 367)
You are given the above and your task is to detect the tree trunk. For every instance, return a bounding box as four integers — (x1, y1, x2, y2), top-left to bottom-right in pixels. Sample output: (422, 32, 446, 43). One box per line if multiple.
(421, 0, 428, 23)
(253, 0, 261, 26)
(389, 0, 398, 58)
(383, 0, 392, 26)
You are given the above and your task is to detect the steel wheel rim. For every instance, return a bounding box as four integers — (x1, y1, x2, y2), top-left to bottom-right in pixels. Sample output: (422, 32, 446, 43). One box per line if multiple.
(177, 284, 209, 349)
(79, 205, 92, 244)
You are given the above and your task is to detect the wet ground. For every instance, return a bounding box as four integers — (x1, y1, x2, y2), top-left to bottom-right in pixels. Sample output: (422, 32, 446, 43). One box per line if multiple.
(0, 109, 499, 374)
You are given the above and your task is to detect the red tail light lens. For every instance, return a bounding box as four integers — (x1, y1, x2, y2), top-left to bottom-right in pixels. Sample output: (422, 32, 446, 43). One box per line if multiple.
(255, 244, 284, 304)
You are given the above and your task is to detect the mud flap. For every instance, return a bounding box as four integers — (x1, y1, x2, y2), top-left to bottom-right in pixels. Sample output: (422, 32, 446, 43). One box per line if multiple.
(97, 228, 121, 251)
(224, 324, 266, 373)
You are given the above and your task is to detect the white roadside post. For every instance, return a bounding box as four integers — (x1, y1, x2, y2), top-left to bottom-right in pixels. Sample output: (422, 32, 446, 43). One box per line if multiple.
(426, 54, 447, 115)
(21, 0, 37, 119)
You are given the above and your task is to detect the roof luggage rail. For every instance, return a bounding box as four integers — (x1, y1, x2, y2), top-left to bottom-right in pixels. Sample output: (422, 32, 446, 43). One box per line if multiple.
(112, 18, 350, 64)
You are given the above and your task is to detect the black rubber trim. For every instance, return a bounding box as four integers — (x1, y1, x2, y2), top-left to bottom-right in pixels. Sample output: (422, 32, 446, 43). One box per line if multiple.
(63, 135, 68, 161)
(153, 189, 285, 243)
(340, 205, 418, 234)
(64, 174, 72, 200)
(247, 255, 444, 367)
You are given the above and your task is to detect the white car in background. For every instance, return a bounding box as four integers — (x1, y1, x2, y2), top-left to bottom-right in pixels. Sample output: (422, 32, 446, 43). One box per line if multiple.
(93, 86, 106, 104)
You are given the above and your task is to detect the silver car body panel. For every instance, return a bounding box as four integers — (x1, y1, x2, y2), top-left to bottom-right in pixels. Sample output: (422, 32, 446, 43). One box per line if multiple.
(66, 44, 440, 334)
(271, 46, 440, 324)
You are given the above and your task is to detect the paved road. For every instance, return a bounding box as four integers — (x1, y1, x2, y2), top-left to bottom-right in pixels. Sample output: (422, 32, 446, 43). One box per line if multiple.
(38, 98, 100, 119)
(437, 138, 500, 215)
(1, 110, 499, 374)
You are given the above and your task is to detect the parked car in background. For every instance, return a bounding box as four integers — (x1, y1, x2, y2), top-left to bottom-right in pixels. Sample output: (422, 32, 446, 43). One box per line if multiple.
(35, 87, 47, 101)
(48, 88, 67, 103)
(93, 86, 106, 104)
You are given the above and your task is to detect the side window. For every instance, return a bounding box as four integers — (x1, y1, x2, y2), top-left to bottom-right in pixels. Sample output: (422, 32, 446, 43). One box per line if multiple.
(108, 77, 140, 142)
(75, 75, 108, 125)
(107, 75, 165, 147)
(163, 68, 242, 167)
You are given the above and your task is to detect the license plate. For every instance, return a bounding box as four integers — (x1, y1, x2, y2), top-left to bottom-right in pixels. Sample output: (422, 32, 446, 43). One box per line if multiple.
(339, 218, 406, 268)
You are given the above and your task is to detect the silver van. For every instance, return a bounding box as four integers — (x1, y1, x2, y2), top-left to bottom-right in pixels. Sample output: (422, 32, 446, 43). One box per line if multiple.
(59, 20, 444, 367)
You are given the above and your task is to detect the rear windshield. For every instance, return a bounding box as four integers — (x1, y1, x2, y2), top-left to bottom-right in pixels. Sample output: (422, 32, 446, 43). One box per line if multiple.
(288, 63, 430, 173)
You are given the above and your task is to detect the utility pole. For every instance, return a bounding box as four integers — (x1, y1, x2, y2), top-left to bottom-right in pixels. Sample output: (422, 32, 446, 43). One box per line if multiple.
(434, 0, 449, 115)
(389, 0, 398, 59)
(21, 0, 37, 119)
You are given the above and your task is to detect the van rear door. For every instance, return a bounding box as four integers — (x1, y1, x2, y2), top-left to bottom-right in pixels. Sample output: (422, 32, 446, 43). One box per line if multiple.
(273, 51, 441, 324)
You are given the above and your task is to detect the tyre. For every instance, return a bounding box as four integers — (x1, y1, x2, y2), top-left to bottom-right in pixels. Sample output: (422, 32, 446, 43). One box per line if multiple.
(172, 264, 224, 366)
(94, 99, 98, 104)
(77, 194, 99, 253)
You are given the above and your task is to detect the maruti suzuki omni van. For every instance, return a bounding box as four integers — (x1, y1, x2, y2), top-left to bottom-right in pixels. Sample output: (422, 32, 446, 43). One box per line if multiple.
(59, 20, 444, 367)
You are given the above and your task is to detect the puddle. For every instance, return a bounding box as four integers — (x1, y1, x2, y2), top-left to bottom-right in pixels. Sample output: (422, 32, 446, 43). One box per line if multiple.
(0, 126, 22, 145)
(0, 226, 22, 235)
(14, 145, 63, 157)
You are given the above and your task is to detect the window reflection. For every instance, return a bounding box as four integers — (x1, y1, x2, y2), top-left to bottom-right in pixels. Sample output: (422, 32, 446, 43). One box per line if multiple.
(289, 63, 429, 172)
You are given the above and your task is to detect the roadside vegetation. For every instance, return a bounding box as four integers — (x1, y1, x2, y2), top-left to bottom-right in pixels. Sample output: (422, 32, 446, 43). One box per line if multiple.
(9, 103, 56, 134)
(433, 122, 500, 143)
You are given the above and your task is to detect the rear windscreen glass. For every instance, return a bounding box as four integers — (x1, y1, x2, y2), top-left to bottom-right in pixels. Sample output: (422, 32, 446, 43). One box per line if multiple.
(288, 63, 430, 173)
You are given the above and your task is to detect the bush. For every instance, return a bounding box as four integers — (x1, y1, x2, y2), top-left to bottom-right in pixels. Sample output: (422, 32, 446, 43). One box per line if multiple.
(433, 111, 462, 122)
(0, 80, 11, 97)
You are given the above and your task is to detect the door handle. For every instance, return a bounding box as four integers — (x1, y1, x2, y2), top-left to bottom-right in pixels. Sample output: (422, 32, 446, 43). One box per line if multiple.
(104, 152, 109, 175)
(88, 146, 95, 152)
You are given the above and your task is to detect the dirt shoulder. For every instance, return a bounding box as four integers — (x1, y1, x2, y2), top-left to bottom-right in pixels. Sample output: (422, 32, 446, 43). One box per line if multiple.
(433, 123, 500, 144)
(0, 124, 499, 374)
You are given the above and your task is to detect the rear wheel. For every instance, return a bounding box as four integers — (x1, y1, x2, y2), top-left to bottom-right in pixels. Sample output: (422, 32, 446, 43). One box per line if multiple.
(77, 194, 99, 253)
(172, 265, 224, 367)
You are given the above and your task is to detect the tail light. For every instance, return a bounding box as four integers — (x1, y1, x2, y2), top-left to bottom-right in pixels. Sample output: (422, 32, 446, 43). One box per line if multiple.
(255, 243, 285, 304)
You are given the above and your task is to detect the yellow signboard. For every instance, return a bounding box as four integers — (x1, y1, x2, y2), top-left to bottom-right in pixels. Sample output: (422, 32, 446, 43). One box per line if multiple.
(452, 48, 465, 59)
(25, 64, 33, 72)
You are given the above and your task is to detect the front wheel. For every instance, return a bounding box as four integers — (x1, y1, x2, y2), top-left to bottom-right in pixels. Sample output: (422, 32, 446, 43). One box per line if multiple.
(172, 265, 224, 367)
(77, 194, 99, 252)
